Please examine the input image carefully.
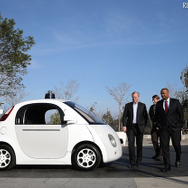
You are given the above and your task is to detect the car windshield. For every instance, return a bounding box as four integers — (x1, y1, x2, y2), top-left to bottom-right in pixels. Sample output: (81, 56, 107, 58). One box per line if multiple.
(64, 101, 104, 125)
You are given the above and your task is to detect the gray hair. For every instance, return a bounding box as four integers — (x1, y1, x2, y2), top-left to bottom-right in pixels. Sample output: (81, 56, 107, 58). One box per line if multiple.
(132, 91, 140, 97)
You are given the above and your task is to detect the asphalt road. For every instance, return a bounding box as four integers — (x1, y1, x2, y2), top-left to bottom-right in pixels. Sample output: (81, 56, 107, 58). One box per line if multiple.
(0, 145, 188, 179)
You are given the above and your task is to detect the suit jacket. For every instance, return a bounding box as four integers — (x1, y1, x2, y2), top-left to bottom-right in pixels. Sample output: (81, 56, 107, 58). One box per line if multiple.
(155, 98, 184, 131)
(149, 104, 155, 122)
(122, 102, 148, 133)
(149, 104, 158, 132)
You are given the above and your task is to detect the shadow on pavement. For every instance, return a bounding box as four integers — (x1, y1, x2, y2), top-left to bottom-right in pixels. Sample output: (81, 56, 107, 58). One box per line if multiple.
(0, 145, 187, 178)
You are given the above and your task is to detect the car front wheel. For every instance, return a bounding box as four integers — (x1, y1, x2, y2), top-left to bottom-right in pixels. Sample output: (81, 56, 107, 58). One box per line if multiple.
(0, 145, 16, 170)
(72, 144, 101, 171)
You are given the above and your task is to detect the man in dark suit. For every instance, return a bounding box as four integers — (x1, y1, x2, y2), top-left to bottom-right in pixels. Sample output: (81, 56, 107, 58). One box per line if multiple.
(155, 88, 184, 172)
(149, 95, 162, 160)
(122, 91, 148, 168)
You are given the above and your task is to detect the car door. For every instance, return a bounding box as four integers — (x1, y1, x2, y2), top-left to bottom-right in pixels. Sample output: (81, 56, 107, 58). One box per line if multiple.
(15, 103, 68, 159)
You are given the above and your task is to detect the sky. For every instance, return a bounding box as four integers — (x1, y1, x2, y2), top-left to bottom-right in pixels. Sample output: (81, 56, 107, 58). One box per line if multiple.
(1, 0, 188, 116)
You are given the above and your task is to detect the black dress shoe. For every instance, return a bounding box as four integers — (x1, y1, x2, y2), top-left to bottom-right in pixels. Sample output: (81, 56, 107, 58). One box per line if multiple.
(156, 156, 163, 161)
(152, 155, 158, 159)
(161, 166, 171, 172)
(175, 161, 180, 168)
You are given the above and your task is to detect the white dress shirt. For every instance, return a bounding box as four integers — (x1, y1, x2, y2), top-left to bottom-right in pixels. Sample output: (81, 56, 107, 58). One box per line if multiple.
(133, 102, 138, 124)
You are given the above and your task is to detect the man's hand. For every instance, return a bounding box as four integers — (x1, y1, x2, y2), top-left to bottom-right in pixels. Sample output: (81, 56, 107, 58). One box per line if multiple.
(122, 126, 127, 132)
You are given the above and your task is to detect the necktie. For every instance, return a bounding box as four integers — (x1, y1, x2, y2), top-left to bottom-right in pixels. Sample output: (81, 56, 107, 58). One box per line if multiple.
(165, 100, 168, 114)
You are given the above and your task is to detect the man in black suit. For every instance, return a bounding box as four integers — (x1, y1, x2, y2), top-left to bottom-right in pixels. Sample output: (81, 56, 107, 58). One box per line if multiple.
(122, 91, 148, 168)
(155, 88, 184, 172)
(149, 95, 162, 160)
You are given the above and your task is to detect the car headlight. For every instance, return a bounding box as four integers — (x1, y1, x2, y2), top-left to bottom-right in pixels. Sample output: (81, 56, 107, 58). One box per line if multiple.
(108, 134, 117, 147)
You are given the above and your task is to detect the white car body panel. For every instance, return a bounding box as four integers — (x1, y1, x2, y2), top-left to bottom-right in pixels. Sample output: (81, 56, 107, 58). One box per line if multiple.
(0, 99, 122, 167)
(15, 124, 68, 158)
(87, 125, 122, 162)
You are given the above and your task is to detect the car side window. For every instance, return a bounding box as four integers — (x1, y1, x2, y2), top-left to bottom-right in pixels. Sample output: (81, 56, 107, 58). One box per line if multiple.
(15, 103, 64, 125)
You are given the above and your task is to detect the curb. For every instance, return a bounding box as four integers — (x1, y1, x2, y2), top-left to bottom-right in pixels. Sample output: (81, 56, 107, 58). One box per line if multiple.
(116, 132, 188, 147)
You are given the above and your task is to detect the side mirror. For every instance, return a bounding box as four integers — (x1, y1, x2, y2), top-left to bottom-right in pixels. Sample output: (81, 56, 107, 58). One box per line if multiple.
(64, 115, 77, 125)
(66, 119, 77, 125)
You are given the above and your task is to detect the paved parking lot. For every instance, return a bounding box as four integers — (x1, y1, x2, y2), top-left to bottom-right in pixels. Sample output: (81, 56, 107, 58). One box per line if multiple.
(1, 145, 188, 178)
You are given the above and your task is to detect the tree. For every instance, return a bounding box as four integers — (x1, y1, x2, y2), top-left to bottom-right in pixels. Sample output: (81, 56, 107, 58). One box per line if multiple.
(88, 102, 104, 120)
(180, 65, 188, 91)
(175, 89, 188, 123)
(2, 87, 29, 106)
(50, 80, 79, 124)
(166, 82, 178, 98)
(102, 109, 117, 131)
(179, 65, 188, 126)
(0, 14, 35, 97)
(89, 102, 97, 114)
(54, 80, 79, 101)
(166, 66, 188, 128)
(106, 82, 131, 131)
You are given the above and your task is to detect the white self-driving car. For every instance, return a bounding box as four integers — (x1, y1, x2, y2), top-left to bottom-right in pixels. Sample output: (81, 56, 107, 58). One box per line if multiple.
(0, 96, 122, 171)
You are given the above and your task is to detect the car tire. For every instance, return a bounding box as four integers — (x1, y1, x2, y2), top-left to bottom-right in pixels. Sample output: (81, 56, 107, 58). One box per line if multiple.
(0, 144, 16, 170)
(72, 144, 101, 171)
